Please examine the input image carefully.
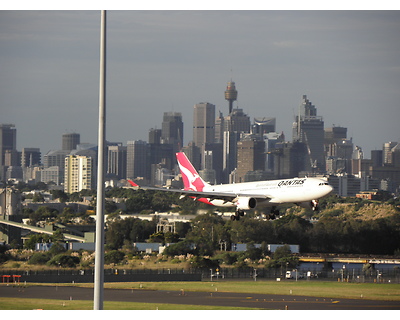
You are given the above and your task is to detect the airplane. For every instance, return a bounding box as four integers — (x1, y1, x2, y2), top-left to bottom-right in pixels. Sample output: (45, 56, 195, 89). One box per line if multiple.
(128, 151, 334, 221)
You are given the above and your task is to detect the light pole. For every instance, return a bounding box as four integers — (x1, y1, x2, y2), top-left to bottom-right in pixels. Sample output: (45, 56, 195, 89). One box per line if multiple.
(93, 10, 106, 310)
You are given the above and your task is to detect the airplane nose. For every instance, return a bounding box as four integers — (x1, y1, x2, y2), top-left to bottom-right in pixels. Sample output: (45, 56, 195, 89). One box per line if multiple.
(327, 185, 334, 194)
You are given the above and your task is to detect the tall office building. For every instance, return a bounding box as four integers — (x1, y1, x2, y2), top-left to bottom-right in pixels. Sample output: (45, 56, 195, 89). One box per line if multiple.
(43, 150, 70, 185)
(126, 140, 150, 181)
(252, 117, 276, 138)
(202, 142, 223, 183)
(149, 128, 162, 144)
(273, 141, 308, 179)
(0, 124, 17, 180)
(41, 166, 62, 185)
(214, 111, 225, 144)
(371, 149, 383, 167)
(383, 142, 398, 165)
(222, 131, 240, 183)
(182, 142, 201, 171)
(21, 148, 41, 167)
(324, 126, 347, 145)
(236, 139, 265, 182)
(224, 81, 238, 114)
(224, 108, 250, 133)
(292, 95, 325, 172)
(193, 102, 216, 149)
(62, 133, 80, 151)
(64, 155, 93, 193)
(161, 112, 183, 153)
(44, 150, 70, 169)
(107, 144, 127, 180)
(263, 132, 285, 173)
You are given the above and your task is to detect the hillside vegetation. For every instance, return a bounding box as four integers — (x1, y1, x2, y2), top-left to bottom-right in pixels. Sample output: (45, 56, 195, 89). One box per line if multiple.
(2, 189, 400, 271)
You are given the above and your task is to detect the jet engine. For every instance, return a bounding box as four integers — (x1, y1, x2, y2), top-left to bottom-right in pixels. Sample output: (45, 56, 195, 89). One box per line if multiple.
(235, 197, 257, 210)
(297, 200, 319, 211)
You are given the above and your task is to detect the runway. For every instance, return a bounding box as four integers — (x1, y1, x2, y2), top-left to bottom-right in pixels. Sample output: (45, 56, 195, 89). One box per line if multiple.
(1, 285, 400, 310)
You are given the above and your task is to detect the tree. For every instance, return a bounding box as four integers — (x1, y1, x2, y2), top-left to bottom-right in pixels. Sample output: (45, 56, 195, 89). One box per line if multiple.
(50, 190, 69, 203)
(245, 242, 263, 261)
(32, 192, 45, 202)
(24, 234, 53, 250)
(0, 244, 10, 263)
(104, 250, 125, 264)
(163, 240, 195, 257)
(27, 206, 58, 226)
(28, 252, 51, 265)
(47, 254, 80, 267)
(105, 217, 156, 250)
(185, 213, 225, 256)
(125, 190, 153, 213)
(265, 245, 299, 270)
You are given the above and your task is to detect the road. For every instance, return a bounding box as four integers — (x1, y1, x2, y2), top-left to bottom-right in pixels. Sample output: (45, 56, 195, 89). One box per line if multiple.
(1, 285, 400, 310)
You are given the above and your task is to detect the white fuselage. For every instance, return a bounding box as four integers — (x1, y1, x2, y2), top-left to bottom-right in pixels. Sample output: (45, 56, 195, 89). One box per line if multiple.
(202, 177, 333, 207)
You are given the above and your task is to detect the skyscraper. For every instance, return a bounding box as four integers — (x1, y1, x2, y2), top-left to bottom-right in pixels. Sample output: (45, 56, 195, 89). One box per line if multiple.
(383, 141, 398, 165)
(21, 148, 41, 167)
(263, 132, 285, 173)
(126, 140, 150, 181)
(224, 81, 238, 114)
(236, 139, 265, 182)
(62, 133, 80, 152)
(161, 112, 183, 153)
(252, 117, 276, 138)
(64, 155, 93, 193)
(324, 126, 347, 144)
(107, 144, 127, 180)
(222, 131, 240, 183)
(193, 102, 215, 149)
(148, 128, 162, 144)
(0, 124, 17, 180)
(182, 142, 201, 171)
(292, 95, 325, 172)
(224, 108, 250, 133)
(214, 111, 224, 144)
(273, 141, 308, 179)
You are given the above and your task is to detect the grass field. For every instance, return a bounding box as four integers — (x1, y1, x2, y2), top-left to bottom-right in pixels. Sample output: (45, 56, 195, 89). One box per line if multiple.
(105, 280, 400, 301)
(1, 280, 400, 310)
(0, 297, 251, 310)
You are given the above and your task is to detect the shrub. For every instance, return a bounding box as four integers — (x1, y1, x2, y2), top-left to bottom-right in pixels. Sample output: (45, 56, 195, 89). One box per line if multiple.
(163, 240, 195, 257)
(28, 252, 51, 265)
(189, 256, 219, 269)
(104, 250, 125, 264)
(47, 254, 80, 268)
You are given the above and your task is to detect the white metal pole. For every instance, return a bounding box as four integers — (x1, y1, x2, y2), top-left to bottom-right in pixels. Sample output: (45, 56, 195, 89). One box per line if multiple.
(94, 10, 106, 310)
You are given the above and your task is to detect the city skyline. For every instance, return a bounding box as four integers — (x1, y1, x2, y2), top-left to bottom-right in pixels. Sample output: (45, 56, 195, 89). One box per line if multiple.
(1, 10, 400, 157)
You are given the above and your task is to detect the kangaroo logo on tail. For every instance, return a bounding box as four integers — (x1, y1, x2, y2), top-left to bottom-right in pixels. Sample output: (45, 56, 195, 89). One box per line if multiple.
(176, 152, 209, 191)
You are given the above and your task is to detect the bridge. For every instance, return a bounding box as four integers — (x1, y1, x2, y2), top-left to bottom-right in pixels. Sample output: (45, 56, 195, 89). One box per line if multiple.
(0, 218, 85, 242)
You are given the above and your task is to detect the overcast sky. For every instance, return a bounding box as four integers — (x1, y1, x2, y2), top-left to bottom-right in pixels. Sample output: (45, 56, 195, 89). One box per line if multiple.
(1, 9, 400, 157)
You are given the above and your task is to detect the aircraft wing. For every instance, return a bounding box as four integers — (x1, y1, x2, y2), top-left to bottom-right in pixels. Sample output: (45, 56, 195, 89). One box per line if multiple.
(127, 180, 270, 202)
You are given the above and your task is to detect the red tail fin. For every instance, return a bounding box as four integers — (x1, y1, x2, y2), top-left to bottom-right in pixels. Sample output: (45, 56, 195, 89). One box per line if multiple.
(176, 152, 209, 191)
(127, 179, 138, 187)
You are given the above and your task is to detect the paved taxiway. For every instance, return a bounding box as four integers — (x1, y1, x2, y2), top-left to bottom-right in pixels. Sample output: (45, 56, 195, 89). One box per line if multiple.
(1, 285, 399, 310)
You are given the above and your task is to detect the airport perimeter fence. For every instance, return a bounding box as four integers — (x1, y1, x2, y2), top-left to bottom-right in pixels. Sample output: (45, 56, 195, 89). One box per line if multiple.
(0, 268, 202, 283)
(1, 267, 400, 283)
(201, 267, 400, 283)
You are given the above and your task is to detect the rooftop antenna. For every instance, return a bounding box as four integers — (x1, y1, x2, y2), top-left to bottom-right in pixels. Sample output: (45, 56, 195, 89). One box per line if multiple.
(93, 10, 106, 310)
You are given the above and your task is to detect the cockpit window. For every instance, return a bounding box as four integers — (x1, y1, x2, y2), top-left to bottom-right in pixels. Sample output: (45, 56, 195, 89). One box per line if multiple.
(319, 182, 329, 186)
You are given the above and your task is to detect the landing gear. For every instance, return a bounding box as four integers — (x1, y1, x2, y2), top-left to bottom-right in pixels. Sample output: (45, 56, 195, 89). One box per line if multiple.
(311, 200, 319, 211)
(266, 207, 280, 220)
(231, 209, 245, 221)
